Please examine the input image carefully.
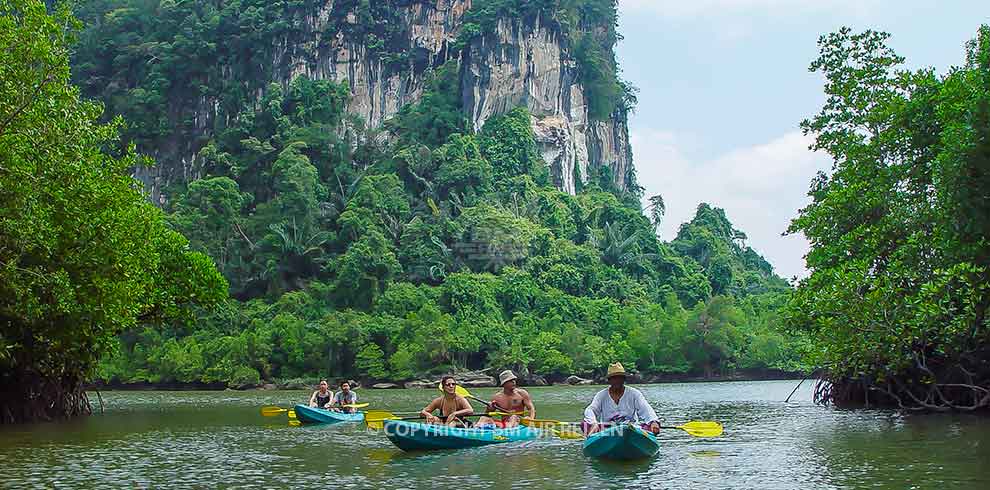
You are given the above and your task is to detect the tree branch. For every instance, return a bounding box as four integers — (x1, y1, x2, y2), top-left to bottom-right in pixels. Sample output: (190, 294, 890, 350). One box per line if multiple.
(0, 68, 56, 138)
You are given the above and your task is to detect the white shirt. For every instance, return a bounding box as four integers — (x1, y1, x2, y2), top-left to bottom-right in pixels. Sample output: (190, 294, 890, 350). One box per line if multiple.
(583, 386, 659, 424)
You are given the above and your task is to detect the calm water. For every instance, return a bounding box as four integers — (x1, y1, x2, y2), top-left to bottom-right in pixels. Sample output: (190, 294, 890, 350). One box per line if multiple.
(1, 380, 987, 489)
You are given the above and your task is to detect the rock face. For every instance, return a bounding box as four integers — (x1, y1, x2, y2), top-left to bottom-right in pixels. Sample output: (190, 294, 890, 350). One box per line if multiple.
(460, 14, 633, 194)
(371, 382, 401, 389)
(565, 375, 593, 385)
(404, 379, 436, 389)
(136, 0, 633, 201)
(457, 371, 497, 388)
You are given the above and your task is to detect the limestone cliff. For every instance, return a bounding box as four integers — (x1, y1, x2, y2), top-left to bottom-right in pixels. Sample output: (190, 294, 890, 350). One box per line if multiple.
(125, 0, 633, 199)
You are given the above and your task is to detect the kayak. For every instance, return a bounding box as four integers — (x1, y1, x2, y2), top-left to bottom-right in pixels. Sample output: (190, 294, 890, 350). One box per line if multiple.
(583, 424, 660, 460)
(383, 419, 542, 451)
(292, 404, 364, 424)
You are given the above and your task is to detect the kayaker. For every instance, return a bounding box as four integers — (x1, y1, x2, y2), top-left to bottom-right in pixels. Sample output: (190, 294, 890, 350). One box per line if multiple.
(420, 375, 474, 427)
(476, 370, 536, 428)
(309, 379, 334, 409)
(331, 380, 358, 413)
(582, 363, 661, 436)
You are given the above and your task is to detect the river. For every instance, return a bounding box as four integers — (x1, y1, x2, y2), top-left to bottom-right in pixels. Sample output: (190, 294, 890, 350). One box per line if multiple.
(0, 380, 987, 489)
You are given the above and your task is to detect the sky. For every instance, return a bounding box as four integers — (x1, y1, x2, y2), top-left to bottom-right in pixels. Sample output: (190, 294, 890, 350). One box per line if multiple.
(615, 0, 990, 280)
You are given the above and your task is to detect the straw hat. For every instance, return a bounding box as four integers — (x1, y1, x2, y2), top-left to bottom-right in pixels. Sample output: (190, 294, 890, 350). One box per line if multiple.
(606, 362, 627, 378)
(498, 370, 518, 386)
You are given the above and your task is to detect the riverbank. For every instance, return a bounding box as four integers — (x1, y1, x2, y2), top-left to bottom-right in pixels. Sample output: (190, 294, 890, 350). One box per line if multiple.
(86, 369, 810, 391)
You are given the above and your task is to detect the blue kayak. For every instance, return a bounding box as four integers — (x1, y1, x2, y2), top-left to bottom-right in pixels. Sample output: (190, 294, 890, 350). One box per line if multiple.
(293, 404, 364, 424)
(583, 424, 660, 460)
(383, 419, 542, 451)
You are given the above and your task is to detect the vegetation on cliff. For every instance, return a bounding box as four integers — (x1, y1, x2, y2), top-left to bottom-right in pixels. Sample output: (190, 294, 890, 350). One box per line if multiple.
(1, 1, 808, 402)
(92, 66, 803, 387)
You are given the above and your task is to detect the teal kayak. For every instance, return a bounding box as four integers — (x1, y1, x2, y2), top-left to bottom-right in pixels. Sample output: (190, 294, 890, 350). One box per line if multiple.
(383, 419, 542, 451)
(292, 404, 364, 424)
(583, 424, 660, 460)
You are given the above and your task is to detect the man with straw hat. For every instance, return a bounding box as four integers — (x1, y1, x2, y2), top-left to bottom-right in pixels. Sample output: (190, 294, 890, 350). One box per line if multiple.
(582, 362, 660, 436)
(476, 370, 536, 428)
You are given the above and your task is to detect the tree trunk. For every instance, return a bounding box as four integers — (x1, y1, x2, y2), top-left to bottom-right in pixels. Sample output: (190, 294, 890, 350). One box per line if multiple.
(0, 368, 91, 424)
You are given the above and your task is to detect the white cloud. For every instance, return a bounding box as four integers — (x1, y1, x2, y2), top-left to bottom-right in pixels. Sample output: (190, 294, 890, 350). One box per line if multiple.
(631, 128, 831, 279)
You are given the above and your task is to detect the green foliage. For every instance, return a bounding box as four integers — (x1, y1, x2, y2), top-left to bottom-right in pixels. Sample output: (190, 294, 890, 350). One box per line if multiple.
(673, 204, 789, 296)
(332, 230, 402, 309)
(52, 0, 806, 387)
(788, 26, 990, 408)
(355, 343, 388, 379)
(479, 108, 550, 186)
(386, 62, 467, 148)
(574, 33, 621, 120)
(0, 0, 226, 422)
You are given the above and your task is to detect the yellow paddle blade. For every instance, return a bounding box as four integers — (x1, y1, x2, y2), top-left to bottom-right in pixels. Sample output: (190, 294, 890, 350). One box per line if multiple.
(551, 428, 585, 440)
(437, 382, 473, 398)
(288, 410, 296, 419)
(365, 416, 400, 430)
(676, 421, 723, 437)
(365, 410, 397, 420)
(364, 410, 409, 430)
(289, 420, 301, 427)
(260, 406, 288, 417)
(520, 418, 562, 429)
(486, 410, 525, 417)
(342, 403, 369, 409)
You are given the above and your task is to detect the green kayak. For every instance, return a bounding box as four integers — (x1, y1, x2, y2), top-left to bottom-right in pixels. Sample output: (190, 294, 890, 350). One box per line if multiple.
(583, 424, 660, 460)
(292, 404, 364, 424)
(383, 419, 542, 451)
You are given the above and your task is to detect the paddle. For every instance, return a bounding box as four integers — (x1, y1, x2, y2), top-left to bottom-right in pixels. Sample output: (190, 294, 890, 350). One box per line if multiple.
(364, 409, 526, 430)
(261, 406, 285, 417)
(437, 382, 495, 409)
(519, 418, 584, 439)
(263, 402, 368, 417)
(364, 414, 423, 430)
(590, 420, 723, 438)
(520, 418, 564, 429)
(662, 421, 723, 437)
(523, 419, 723, 438)
(261, 406, 297, 417)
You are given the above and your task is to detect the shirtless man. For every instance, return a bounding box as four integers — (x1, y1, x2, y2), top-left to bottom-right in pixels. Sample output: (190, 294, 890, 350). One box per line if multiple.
(476, 370, 536, 428)
(420, 375, 474, 427)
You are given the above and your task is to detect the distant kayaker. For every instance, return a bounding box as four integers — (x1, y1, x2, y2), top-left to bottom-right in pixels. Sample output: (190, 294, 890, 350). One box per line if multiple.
(476, 370, 536, 428)
(420, 375, 474, 427)
(309, 379, 334, 409)
(582, 363, 660, 436)
(331, 380, 358, 413)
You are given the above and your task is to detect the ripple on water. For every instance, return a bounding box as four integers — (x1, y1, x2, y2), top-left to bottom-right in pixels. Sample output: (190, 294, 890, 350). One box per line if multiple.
(1, 381, 988, 489)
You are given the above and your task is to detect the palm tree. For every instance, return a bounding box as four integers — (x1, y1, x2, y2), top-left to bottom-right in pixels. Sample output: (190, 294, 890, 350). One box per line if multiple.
(263, 218, 330, 294)
(647, 194, 665, 233)
(591, 221, 644, 267)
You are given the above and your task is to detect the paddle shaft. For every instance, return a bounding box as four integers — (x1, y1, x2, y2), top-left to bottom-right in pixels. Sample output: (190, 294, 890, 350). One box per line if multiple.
(366, 411, 521, 422)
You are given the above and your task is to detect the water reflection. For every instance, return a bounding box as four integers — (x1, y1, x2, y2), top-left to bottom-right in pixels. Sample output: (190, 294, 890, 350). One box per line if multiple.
(689, 450, 721, 458)
(0, 381, 987, 489)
